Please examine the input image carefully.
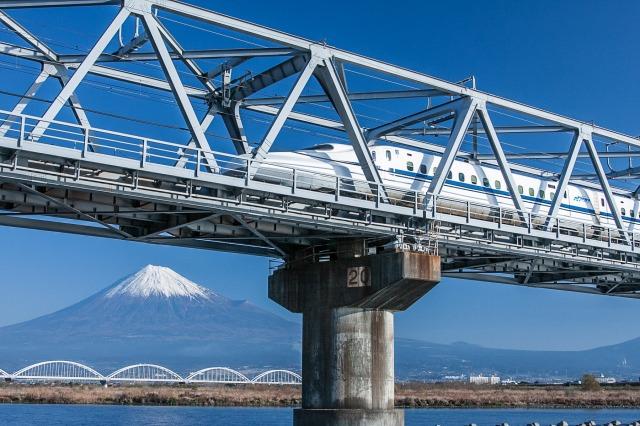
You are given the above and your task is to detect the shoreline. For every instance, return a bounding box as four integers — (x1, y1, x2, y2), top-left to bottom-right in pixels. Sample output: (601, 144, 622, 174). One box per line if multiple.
(1, 383, 640, 409)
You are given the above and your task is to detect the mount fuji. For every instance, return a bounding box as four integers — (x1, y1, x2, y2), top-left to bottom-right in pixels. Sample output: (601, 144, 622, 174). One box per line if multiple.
(0, 265, 301, 373)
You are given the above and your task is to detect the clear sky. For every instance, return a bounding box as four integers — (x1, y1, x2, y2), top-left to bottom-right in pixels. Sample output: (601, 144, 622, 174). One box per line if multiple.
(1, 0, 640, 351)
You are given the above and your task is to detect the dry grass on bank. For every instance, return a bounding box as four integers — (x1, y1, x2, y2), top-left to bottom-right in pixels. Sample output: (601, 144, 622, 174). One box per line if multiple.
(1, 382, 640, 408)
(0, 383, 301, 406)
(396, 383, 640, 408)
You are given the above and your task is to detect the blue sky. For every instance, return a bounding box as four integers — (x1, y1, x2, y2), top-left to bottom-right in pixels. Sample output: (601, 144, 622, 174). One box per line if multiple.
(1, 0, 640, 351)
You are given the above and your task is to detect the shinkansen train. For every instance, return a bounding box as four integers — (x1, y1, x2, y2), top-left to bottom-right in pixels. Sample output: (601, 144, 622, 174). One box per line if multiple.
(250, 142, 638, 233)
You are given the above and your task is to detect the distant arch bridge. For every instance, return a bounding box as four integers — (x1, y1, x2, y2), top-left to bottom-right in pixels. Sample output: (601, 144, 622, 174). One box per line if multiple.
(0, 361, 301, 385)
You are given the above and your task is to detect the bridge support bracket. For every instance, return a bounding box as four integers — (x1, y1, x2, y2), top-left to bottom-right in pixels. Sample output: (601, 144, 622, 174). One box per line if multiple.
(269, 243, 441, 426)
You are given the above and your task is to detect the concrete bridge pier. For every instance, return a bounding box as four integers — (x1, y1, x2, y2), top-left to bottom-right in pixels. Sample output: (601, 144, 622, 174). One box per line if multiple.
(269, 242, 441, 426)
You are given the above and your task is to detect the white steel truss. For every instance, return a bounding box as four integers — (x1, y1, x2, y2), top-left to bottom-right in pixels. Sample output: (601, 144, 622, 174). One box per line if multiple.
(0, 0, 639, 298)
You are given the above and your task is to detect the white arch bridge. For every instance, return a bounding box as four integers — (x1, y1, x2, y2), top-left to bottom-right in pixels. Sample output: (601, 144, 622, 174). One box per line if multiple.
(0, 361, 301, 385)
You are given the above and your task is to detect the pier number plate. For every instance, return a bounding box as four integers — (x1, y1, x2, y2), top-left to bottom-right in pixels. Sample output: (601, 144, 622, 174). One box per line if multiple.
(347, 266, 371, 288)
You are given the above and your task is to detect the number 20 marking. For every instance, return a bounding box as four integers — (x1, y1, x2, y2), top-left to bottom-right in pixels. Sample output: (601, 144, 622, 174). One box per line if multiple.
(347, 266, 370, 288)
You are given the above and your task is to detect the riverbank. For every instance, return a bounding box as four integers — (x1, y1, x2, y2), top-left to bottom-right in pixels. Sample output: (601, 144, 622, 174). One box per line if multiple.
(1, 383, 640, 408)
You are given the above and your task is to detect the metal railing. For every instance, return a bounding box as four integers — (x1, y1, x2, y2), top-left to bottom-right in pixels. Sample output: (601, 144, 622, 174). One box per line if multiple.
(0, 109, 637, 252)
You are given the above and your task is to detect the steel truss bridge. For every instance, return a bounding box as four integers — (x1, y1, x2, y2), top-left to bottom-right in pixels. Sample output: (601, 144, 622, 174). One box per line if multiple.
(0, 0, 639, 297)
(0, 361, 302, 385)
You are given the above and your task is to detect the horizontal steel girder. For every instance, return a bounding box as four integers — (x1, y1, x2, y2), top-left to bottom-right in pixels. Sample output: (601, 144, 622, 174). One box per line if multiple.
(57, 47, 297, 63)
(0, 0, 118, 7)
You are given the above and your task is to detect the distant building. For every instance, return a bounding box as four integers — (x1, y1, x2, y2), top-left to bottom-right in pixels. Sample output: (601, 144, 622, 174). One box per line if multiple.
(443, 374, 466, 382)
(595, 374, 616, 384)
(469, 374, 500, 385)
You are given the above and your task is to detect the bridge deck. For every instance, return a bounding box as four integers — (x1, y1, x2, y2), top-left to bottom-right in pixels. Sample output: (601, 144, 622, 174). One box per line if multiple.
(0, 109, 638, 297)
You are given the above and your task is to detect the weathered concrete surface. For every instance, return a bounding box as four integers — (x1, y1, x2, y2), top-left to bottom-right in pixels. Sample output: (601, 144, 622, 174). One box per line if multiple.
(302, 308, 394, 410)
(269, 250, 441, 426)
(269, 251, 441, 312)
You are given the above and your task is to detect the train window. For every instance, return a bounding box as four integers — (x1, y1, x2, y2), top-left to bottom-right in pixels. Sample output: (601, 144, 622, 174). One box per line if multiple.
(495, 180, 502, 190)
(471, 175, 478, 184)
(632, 210, 636, 218)
(420, 164, 427, 174)
(407, 161, 414, 171)
(528, 188, 535, 196)
(385, 150, 391, 161)
(550, 192, 555, 200)
(482, 177, 490, 187)
(564, 191, 567, 199)
(448, 171, 453, 179)
(601, 199, 605, 207)
(395, 149, 400, 155)
(459, 172, 465, 182)
(372, 151, 376, 161)
(518, 185, 524, 195)
(539, 190, 545, 199)
(621, 207, 626, 216)
(433, 167, 437, 174)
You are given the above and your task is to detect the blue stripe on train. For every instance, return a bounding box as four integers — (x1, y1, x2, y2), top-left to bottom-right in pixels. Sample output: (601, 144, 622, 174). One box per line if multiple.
(389, 168, 640, 224)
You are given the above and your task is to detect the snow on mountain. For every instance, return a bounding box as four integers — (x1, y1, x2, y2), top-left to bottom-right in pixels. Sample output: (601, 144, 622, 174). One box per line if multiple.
(105, 265, 211, 300)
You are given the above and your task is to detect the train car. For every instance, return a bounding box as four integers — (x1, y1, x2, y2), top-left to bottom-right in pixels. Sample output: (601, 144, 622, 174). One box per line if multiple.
(251, 142, 639, 233)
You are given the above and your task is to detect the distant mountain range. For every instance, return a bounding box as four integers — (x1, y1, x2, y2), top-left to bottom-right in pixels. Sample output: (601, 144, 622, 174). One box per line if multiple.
(0, 265, 638, 380)
(395, 338, 640, 381)
(0, 265, 301, 373)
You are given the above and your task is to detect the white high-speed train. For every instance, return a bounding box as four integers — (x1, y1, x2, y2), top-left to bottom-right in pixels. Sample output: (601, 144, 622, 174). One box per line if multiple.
(255, 143, 638, 232)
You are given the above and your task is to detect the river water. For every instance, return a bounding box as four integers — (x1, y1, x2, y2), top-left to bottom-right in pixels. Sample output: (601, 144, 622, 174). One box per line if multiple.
(0, 405, 639, 425)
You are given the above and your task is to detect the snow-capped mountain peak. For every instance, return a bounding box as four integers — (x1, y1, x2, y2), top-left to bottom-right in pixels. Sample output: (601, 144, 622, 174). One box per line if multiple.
(105, 265, 211, 300)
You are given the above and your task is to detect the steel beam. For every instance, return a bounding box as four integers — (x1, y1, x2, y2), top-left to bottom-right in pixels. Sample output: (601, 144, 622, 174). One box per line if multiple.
(136, 212, 223, 240)
(141, 12, 217, 170)
(476, 104, 525, 213)
(584, 136, 628, 240)
(0, 65, 49, 137)
(32, 7, 130, 136)
(231, 213, 286, 257)
(231, 55, 309, 101)
(6, 181, 133, 238)
(315, 57, 384, 188)
(206, 57, 246, 81)
(0, 214, 124, 238)
(0, 10, 57, 60)
(220, 101, 250, 155)
(113, 33, 148, 58)
(366, 98, 463, 141)
(0, 0, 118, 7)
(393, 125, 569, 136)
(52, 64, 92, 129)
(58, 47, 297, 63)
(544, 131, 583, 228)
(424, 98, 477, 202)
(473, 151, 640, 161)
(175, 104, 217, 168)
(572, 165, 640, 180)
(242, 89, 444, 106)
(155, 18, 216, 93)
(252, 55, 318, 163)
